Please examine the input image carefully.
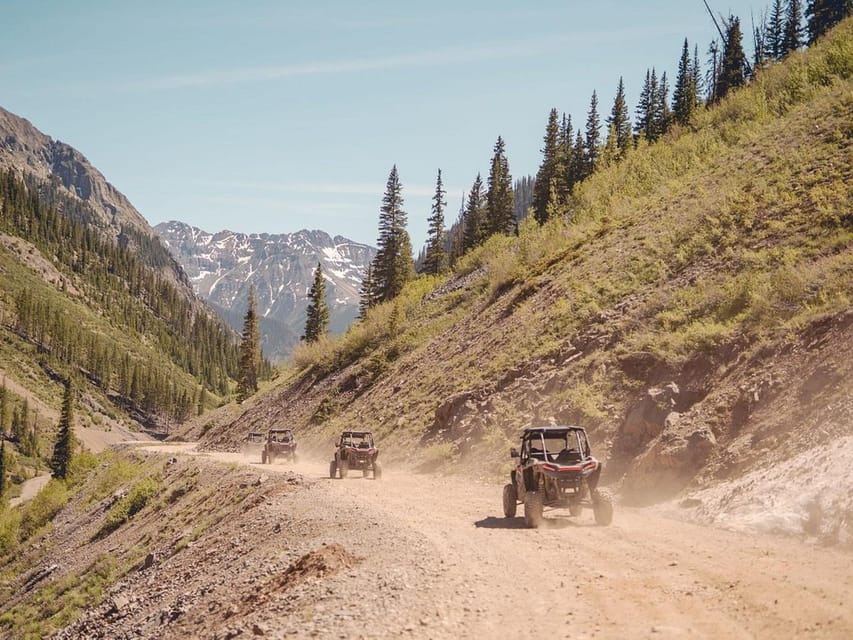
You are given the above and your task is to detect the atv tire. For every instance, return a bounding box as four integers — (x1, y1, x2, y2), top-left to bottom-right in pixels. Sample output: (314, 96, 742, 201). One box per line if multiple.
(373, 461, 382, 480)
(524, 491, 543, 529)
(592, 491, 613, 526)
(261, 451, 267, 464)
(503, 484, 518, 518)
(329, 460, 337, 479)
(569, 501, 583, 517)
(340, 459, 349, 479)
(268, 453, 275, 464)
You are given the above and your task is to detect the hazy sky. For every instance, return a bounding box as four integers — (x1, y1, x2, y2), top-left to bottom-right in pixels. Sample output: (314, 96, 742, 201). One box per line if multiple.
(1, 1, 761, 248)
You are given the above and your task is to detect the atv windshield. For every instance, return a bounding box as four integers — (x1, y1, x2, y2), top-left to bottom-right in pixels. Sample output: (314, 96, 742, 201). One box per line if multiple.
(342, 433, 373, 449)
(270, 431, 292, 443)
(526, 431, 583, 463)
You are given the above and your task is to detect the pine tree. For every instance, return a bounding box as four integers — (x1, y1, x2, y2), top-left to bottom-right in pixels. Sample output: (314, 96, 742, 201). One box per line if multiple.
(533, 109, 561, 224)
(462, 174, 485, 252)
(768, 0, 786, 57)
(303, 262, 330, 343)
(236, 286, 260, 403)
(50, 378, 74, 480)
(635, 69, 659, 141)
(691, 45, 705, 108)
(607, 77, 632, 154)
(673, 39, 696, 126)
(358, 263, 377, 319)
(717, 17, 747, 100)
(571, 130, 588, 183)
(654, 72, 672, 137)
(806, 0, 852, 43)
(585, 91, 602, 172)
(706, 40, 721, 102)
(371, 165, 414, 302)
(422, 169, 448, 274)
(783, 0, 804, 54)
(485, 136, 515, 236)
(557, 113, 574, 195)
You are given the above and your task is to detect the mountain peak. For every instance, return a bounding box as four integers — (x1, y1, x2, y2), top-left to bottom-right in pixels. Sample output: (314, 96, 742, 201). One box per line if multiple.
(155, 221, 376, 361)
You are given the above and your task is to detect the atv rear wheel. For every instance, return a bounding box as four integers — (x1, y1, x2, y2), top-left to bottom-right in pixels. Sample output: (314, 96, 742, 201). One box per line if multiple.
(373, 461, 382, 480)
(329, 460, 337, 478)
(340, 459, 349, 479)
(268, 453, 275, 464)
(569, 501, 583, 517)
(503, 484, 518, 518)
(523, 491, 543, 528)
(592, 491, 613, 526)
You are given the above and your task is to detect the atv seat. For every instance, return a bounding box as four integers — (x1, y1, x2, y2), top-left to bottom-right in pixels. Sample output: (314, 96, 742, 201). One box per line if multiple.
(554, 449, 582, 464)
(528, 448, 547, 461)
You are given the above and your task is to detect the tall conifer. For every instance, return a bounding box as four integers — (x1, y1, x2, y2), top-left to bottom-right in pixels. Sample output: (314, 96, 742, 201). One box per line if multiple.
(768, 0, 786, 57)
(485, 137, 515, 236)
(805, 0, 851, 43)
(654, 72, 672, 137)
(371, 165, 414, 302)
(462, 174, 485, 252)
(423, 169, 448, 274)
(783, 0, 804, 54)
(717, 17, 747, 100)
(673, 39, 696, 126)
(303, 263, 329, 342)
(358, 264, 377, 320)
(607, 78, 632, 154)
(585, 91, 602, 172)
(533, 109, 561, 224)
(50, 378, 74, 480)
(236, 286, 260, 402)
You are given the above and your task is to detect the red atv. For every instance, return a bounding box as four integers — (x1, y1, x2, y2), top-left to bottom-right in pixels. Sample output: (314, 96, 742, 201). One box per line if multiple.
(503, 425, 613, 527)
(329, 431, 381, 479)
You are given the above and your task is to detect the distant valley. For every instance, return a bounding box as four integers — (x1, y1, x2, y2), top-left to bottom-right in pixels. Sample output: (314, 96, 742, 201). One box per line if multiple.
(155, 222, 375, 362)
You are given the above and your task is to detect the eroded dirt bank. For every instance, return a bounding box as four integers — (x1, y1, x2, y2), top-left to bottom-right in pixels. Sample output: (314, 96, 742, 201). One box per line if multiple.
(50, 444, 853, 639)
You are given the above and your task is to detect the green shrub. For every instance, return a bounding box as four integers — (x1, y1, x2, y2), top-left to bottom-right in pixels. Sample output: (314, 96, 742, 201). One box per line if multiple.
(97, 476, 159, 537)
(19, 479, 69, 541)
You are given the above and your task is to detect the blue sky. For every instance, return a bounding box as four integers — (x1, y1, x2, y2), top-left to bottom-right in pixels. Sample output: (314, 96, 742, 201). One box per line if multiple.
(1, 1, 761, 248)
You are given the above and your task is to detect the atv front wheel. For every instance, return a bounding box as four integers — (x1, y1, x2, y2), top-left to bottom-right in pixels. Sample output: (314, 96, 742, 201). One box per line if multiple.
(261, 451, 267, 464)
(569, 501, 583, 517)
(592, 491, 613, 526)
(523, 491, 543, 529)
(503, 484, 518, 518)
(373, 462, 382, 480)
(329, 461, 337, 479)
(340, 460, 349, 479)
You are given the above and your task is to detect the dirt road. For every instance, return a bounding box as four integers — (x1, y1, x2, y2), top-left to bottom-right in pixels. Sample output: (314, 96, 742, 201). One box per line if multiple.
(130, 443, 853, 639)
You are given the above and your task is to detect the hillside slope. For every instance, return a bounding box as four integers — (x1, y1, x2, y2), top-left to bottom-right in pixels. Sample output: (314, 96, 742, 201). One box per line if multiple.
(191, 19, 853, 543)
(0, 110, 241, 500)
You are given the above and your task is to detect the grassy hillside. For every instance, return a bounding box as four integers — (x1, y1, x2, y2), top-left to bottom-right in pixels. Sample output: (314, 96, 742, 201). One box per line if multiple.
(0, 169, 243, 501)
(193, 20, 851, 504)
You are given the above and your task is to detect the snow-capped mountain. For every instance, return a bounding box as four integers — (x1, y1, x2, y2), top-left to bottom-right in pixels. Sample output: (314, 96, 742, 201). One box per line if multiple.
(155, 221, 376, 362)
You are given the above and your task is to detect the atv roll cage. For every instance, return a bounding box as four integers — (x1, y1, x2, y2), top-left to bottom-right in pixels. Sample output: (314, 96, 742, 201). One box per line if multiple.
(504, 425, 612, 527)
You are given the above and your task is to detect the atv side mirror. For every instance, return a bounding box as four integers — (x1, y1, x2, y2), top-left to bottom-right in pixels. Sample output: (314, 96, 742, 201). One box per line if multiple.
(510, 448, 519, 458)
